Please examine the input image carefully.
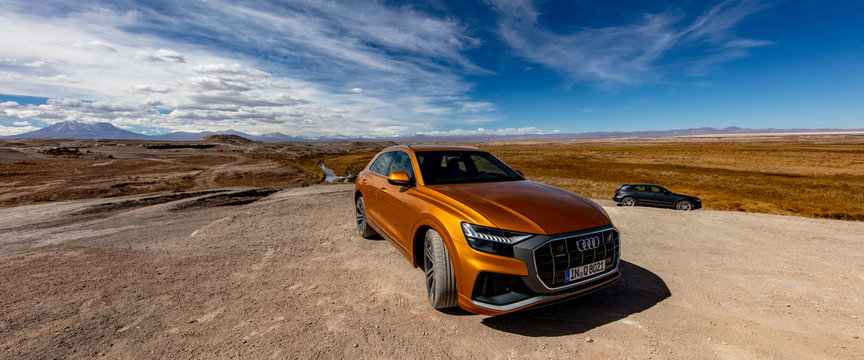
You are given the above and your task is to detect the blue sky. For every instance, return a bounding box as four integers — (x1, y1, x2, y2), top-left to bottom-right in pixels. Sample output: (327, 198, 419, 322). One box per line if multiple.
(0, 0, 861, 137)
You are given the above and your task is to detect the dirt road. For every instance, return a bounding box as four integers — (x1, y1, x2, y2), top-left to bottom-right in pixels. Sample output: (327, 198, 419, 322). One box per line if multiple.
(1, 184, 862, 359)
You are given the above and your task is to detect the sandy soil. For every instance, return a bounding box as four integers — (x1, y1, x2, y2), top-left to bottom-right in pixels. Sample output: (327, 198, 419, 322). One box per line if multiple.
(1, 184, 862, 359)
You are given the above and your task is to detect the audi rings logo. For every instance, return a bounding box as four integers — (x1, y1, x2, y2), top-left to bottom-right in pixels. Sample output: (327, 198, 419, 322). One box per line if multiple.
(576, 236, 601, 251)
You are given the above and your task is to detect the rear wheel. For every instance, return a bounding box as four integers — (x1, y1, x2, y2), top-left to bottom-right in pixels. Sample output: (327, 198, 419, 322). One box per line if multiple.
(676, 200, 694, 211)
(622, 196, 637, 207)
(423, 229, 457, 309)
(355, 196, 377, 238)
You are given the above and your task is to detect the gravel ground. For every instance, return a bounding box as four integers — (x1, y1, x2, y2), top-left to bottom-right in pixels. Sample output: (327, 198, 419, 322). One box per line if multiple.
(1, 184, 862, 359)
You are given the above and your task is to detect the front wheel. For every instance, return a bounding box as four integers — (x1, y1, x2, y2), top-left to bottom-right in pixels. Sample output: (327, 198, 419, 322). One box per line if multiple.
(355, 196, 377, 238)
(676, 200, 694, 211)
(423, 229, 457, 309)
(621, 196, 637, 207)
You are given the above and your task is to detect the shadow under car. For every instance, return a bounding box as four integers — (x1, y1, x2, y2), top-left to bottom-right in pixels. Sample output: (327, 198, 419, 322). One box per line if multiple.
(480, 260, 670, 336)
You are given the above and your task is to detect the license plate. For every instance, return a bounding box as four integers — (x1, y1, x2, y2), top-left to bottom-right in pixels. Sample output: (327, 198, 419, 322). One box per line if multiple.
(565, 260, 605, 282)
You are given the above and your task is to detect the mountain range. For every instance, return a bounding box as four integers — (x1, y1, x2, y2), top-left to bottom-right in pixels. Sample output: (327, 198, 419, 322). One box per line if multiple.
(2, 121, 862, 142)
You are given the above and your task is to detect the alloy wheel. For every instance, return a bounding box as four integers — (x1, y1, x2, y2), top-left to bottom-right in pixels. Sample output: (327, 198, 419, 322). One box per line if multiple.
(356, 197, 366, 234)
(424, 238, 435, 301)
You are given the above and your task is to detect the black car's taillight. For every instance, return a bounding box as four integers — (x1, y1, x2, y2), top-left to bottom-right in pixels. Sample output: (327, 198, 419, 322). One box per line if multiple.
(614, 190, 620, 194)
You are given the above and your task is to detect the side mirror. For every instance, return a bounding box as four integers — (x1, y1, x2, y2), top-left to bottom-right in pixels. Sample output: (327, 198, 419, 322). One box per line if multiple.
(387, 171, 413, 186)
(514, 169, 525, 177)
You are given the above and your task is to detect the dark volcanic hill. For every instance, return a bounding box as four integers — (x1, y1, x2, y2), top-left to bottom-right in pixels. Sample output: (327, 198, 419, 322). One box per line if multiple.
(4, 121, 149, 140)
(200, 134, 253, 144)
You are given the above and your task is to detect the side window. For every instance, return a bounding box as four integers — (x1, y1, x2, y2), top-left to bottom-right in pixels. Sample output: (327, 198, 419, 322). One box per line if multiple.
(650, 186, 662, 193)
(388, 151, 415, 178)
(368, 152, 395, 175)
(634, 185, 647, 191)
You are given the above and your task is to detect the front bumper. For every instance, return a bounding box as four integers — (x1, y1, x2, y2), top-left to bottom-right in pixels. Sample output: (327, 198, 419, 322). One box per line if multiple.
(457, 225, 621, 315)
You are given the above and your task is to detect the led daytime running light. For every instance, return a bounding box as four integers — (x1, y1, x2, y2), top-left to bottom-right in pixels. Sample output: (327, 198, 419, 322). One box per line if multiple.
(461, 223, 531, 244)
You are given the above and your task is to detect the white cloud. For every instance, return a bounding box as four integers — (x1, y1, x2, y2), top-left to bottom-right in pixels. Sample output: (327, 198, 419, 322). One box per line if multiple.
(140, 49, 186, 63)
(78, 40, 117, 52)
(13, 121, 30, 126)
(487, 0, 771, 86)
(190, 63, 270, 78)
(0, 125, 39, 135)
(24, 60, 45, 68)
(0, 0, 497, 137)
(418, 127, 545, 136)
(36, 74, 76, 83)
(457, 102, 496, 113)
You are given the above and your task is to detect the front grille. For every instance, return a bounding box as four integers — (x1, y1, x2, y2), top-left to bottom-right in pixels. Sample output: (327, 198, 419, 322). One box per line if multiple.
(534, 228, 620, 289)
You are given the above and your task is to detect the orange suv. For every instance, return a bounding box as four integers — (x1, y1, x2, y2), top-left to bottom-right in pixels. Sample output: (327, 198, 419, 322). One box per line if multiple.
(354, 145, 620, 315)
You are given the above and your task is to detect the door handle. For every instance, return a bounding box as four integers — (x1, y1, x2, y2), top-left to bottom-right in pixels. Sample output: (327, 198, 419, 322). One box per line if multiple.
(362, 179, 367, 184)
(380, 187, 387, 193)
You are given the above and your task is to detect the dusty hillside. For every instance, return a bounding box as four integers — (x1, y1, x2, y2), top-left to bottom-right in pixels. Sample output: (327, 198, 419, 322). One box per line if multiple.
(1, 185, 861, 359)
(0, 138, 393, 206)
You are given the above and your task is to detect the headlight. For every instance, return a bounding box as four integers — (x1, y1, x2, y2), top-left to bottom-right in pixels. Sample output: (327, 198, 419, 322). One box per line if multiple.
(461, 222, 532, 257)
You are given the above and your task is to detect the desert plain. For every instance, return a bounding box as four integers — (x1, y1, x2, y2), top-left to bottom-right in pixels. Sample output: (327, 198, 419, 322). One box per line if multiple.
(1, 134, 863, 359)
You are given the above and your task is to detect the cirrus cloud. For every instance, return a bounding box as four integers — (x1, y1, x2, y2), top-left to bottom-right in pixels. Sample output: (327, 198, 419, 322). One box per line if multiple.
(486, 0, 772, 86)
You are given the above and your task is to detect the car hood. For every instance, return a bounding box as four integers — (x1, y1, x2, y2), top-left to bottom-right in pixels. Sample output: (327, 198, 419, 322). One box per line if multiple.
(427, 180, 611, 235)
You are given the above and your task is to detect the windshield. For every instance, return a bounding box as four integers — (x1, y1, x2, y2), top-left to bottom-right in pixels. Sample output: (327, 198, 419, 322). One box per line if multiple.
(415, 151, 524, 185)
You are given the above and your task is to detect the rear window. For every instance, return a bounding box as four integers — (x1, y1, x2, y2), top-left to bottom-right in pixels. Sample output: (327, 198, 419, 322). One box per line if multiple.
(368, 152, 395, 175)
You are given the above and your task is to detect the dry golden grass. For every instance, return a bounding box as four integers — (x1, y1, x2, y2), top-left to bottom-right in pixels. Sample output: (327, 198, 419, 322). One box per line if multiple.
(478, 135, 864, 221)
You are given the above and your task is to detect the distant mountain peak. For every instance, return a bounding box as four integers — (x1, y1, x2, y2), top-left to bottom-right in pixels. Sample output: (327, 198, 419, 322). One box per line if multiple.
(3, 120, 148, 140)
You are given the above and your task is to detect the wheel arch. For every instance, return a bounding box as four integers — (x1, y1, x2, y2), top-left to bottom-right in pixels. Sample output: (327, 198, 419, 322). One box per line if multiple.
(413, 225, 433, 269)
(411, 217, 453, 268)
(410, 216, 464, 297)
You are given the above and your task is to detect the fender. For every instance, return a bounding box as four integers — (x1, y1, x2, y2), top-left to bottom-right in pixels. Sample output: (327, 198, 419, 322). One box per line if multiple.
(410, 215, 465, 297)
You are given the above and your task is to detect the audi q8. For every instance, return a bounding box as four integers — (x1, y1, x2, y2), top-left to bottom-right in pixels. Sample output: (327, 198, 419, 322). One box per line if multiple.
(354, 145, 621, 315)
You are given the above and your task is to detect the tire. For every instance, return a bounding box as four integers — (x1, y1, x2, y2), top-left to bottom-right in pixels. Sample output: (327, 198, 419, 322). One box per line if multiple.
(621, 196, 637, 207)
(423, 229, 457, 309)
(355, 196, 377, 238)
(676, 200, 694, 211)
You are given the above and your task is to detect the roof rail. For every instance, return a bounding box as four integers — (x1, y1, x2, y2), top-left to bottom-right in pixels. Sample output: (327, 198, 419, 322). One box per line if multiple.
(382, 144, 411, 151)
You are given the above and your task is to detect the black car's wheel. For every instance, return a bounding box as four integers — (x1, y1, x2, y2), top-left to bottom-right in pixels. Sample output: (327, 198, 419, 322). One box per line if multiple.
(621, 196, 637, 207)
(355, 196, 377, 238)
(676, 200, 694, 211)
(423, 229, 457, 309)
